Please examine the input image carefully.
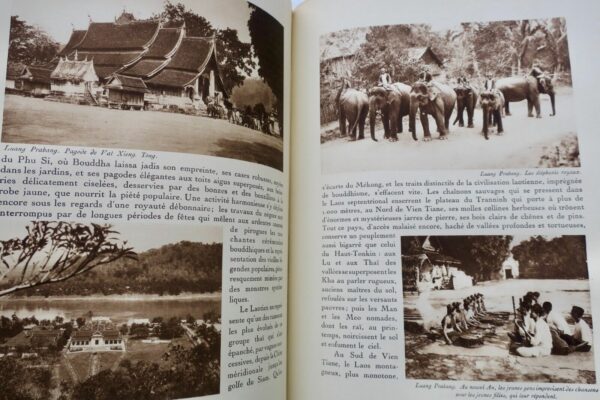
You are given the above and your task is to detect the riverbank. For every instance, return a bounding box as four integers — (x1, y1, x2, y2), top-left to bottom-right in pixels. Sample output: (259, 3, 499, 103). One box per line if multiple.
(0, 292, 221, 302)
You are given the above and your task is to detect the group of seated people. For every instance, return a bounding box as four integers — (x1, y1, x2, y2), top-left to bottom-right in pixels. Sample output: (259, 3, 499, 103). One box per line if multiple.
(440, 293, 488, 345)
(510, 291, 592, 357)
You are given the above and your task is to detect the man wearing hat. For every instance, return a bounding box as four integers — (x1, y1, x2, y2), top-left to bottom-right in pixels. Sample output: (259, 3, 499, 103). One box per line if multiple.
(561, 306, 593, 352)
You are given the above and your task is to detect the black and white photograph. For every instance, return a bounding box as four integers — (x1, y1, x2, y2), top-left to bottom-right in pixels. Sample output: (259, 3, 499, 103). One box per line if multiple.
(402, 235, 595, 384)
(0, 221, 222, 399)
(2, 0, 284, 171)
(320, 18, 578, 173)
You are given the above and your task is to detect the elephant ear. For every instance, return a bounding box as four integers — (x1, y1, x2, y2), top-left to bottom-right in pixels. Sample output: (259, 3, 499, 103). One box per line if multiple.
(428, 85, 440, 102)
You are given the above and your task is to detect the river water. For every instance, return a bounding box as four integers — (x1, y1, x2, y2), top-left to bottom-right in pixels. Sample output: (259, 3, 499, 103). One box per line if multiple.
(0, 295, 221, 325)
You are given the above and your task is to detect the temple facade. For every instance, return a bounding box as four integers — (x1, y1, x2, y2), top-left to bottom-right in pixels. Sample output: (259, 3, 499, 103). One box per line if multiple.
(17, 12, 227, 110)
(68, 317, 125, 352)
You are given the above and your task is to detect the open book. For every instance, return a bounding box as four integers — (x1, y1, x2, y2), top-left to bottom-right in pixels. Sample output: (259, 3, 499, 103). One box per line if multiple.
(0, 0, 599, 399)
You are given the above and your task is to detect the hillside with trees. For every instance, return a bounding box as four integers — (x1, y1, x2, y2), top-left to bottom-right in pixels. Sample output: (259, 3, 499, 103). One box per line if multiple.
(10, 241, 223, 297)
(512, 235, 588, 279)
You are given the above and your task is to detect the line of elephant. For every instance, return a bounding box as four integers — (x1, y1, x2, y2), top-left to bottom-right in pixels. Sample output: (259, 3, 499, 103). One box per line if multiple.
(337, 70, 556, 142)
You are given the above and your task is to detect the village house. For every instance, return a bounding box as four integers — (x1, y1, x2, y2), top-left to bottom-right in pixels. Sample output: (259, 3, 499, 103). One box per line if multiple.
(405, 46, 445, 77)
(1, 327, 62, 354)
(104, 74, 147, 109)
(18, 65, 53, 97)
(69, 317, 125, 352)
(402, 237, 472, 293)
(501, 255, 520, 279)
(5, 63, 25, 92)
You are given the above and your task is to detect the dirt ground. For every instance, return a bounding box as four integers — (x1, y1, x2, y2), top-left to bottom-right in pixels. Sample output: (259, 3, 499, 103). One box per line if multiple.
(1, 95, 283, 171)
(321, 88, 576, 173)
(404, 279, 596, 383)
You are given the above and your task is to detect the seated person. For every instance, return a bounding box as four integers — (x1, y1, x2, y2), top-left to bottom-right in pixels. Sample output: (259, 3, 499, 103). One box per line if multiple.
(519, 292, 534, 315)
(542, 301, 571, 355)
(561, 306, 592, 352)
(454, 302, 470, 331)
(509, 302, 535, 343)
(472, 295, 485, 317)
(516, 304, 552, 357)
(530, 65, 544, 78)
(476, 294, 488, 315)
(442, 304, 461, 345)
(464, 300, 480, 327)
(418, 70, 433, 82)
(378, 67, 392, 89)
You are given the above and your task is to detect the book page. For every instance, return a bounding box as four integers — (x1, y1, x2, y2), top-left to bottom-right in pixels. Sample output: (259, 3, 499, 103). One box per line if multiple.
(290, 0, 600, 399)
(0, 0, 290, 399)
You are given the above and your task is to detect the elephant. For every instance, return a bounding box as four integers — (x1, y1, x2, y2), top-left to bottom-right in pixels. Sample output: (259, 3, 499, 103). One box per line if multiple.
(452, 78, 478, 128)
(337, 78, 369, 140)
(409, 80, 457, 141)
(495, 68, 556, 118)
(480, 80, 505, 140)
(368, 82, 411, 141)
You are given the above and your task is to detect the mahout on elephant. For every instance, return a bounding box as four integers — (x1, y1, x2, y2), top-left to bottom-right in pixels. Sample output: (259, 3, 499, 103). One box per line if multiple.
(368, 82, 411, 141)
(453, 77, 478, 128)
(480, 79, 505, 140)
(337, 78, 370, 140)
(409, 80, 457, 141)
(495, 67, 556, 118)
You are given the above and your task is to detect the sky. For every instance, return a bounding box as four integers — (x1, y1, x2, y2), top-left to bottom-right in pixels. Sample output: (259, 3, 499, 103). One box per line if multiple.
(10, 0, 253, 44)
(0, 222, 222, 253)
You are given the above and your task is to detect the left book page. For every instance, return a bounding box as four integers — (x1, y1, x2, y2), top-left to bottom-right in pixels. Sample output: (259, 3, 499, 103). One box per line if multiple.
(0, 0, 290, 399)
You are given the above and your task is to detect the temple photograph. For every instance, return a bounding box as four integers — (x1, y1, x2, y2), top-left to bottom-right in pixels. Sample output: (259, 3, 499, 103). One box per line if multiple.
(402, 235, 595, 384)
(1, 0, 284, 171)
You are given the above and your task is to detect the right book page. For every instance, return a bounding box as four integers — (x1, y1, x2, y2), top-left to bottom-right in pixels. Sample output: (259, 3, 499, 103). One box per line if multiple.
(289, 0, 600, 399)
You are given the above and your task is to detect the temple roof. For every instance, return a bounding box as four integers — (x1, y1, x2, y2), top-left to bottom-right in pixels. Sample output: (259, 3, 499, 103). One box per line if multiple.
(167, 37, 214, 72)
(144, 28, 184, 59)
(146, 37, 216, 88)
(76, 51, 143, 79)
(51, 58, 98, 82)
(77, 20, 161, 51)
(6, 62, 26, 79)
(121, 28, 184, 79)
(146, 69, 200, 88)
(107, 74, 148, 93)
(21, 66, 53, 83)
(123, 59, 165, 78)
(58, 30, 87, 57)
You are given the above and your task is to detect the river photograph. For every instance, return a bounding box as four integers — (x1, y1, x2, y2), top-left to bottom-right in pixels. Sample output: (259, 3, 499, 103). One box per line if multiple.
(0, 220, 223, 399)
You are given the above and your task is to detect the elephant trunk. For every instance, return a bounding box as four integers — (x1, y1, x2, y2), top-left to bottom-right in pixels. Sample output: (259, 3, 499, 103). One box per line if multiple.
(481, 106, 489, 139)
(369, 101, 378, 141)
(338, 105, 346, 136)
(549, 91, 556, 116)
(409, 99, 418, 141)
(452, 112, 460, 126)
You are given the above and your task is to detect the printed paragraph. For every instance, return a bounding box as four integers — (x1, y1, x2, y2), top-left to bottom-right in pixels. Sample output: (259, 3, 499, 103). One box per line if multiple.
(0, 144, 285, 392)
(322, 170, 584, 233)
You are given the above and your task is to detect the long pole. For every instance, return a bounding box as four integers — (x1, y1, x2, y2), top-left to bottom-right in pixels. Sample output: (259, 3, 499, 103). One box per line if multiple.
(512, 296, 516, 319)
